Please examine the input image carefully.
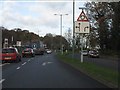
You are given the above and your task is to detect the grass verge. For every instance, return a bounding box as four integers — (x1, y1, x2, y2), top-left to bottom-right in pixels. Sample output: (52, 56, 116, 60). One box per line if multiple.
(56, 52, 119, 88)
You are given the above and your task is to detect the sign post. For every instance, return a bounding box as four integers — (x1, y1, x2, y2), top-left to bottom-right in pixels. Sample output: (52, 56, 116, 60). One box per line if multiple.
(75, 9, 90, 63)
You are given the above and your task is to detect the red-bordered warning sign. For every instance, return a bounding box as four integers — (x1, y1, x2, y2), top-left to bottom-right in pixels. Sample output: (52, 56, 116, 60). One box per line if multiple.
(77, 10, 89, 22)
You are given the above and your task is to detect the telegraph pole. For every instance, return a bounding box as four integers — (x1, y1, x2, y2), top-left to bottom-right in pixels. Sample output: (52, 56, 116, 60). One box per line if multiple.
(72, 0, 75, 58)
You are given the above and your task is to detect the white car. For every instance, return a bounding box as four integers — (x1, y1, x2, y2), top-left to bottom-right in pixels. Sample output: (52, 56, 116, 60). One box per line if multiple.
(82, 50, 88, 56)
(46, 49, 52, 54)
(88, 50, 99, 58)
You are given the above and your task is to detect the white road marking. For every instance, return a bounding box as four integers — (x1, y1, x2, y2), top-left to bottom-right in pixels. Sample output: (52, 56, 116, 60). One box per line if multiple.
(16, 67, 20, 70)
(42, 62, 53, 66)
(28, 59, 31, 62)
(0, 79, 5, 84)
(0, 63, 10, 67)
(22, 62, 26, 66)
(42, 62, 46, 66)
(47, 62, 53, 64)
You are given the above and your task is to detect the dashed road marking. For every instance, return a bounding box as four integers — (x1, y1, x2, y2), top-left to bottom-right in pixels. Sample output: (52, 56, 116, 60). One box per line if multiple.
(42, 62, 53, 66)
(28, 59, 31, 62)
(47, 62, 53, 64)
(0, 63, 10, 67)
(42, 62, 46, 66)
(0, 79, 5, 84)
(22, 62, 27, 66)
(16, 67, 21, 70)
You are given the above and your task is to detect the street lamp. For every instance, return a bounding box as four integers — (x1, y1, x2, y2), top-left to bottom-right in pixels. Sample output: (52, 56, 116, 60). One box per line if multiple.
(54, 13, 68, 54)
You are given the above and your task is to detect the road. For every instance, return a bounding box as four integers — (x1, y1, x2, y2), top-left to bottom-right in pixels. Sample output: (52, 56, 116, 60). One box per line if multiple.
(1, 53, 108, 88)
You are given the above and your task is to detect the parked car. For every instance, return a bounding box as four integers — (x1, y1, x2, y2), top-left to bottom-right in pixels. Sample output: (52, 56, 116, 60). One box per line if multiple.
(88, 50, 99, 58)
(46, 49, 52, 54)
(82, 50, 88, 56)
(22, 48, 35, 57)
(1, 48, 21, 63)
(29, 41, 45, 55)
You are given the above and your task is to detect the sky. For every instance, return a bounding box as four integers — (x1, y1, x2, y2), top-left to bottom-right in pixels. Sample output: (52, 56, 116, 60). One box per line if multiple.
(0, 0, 87, 37)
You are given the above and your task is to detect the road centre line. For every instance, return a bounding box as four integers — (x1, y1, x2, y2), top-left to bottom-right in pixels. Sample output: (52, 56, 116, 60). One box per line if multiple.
(42, 62, 46, 66)
(22, 62, 27, 66)
(47, 62, 53, 64)
(16, 67, 21, 70)
(28, 59, 31, 62)
(17, 62, 27, 70)
(0, 79, 5, 84)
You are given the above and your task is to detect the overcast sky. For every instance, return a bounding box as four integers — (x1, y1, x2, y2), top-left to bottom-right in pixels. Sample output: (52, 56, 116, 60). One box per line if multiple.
(0, 0, 86, 37)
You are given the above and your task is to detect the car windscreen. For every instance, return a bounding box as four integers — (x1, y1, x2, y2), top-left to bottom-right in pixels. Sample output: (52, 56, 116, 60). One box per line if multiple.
(2, 49, 16, 53)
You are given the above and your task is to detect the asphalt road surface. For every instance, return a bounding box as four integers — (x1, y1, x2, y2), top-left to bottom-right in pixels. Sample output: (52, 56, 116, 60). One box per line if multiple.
(1, 53, 108, 88)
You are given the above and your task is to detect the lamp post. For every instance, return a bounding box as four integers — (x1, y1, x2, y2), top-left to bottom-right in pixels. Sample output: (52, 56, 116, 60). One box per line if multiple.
(54, 13, 68, 54)
(72, 0, 75, 58)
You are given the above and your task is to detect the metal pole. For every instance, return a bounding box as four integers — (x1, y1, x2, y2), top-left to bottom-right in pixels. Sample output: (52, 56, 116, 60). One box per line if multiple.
(72, 0, 75, 58)
(12, 36, 13, 47)
(81, 33, 83, 63)
(60, 15, 63, 55)
(54, 14, 68, 54)
(78, 23, 83, 63)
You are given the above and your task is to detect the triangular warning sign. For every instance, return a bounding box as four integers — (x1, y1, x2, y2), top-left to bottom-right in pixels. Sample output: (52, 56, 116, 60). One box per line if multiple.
(77, 10, 89, 22)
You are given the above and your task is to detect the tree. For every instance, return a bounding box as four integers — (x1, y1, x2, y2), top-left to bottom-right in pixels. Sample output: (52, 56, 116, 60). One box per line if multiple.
(1, 26, 42, 47)
(43, 34, 53, 49)
(85, 2, 120, 54)
(109, 2, 120, 51)
(64, 28, 72, 50)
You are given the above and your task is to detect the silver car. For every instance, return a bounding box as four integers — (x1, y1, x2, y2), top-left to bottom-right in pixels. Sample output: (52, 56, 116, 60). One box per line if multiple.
(82, 50, 88, 56)
(88, 50, 99, 58)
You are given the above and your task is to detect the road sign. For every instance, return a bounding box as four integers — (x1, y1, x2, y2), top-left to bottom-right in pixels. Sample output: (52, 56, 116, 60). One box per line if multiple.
(4, 38, 8, 48)
(77, 10, 89, 22)
(16, 41, 21, 46)
(75, 10, 90, 34)
(75, 21, 89, 33)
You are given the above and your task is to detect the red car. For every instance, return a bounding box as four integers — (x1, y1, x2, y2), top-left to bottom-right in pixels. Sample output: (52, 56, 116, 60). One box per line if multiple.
(1, 48, 21, 63)
(22, 48, 35, 57)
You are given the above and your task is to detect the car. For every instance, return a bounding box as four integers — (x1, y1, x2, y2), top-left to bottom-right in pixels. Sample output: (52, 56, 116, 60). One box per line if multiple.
(88, 50, 99, 58)
(82, 50, 88, 56)
(46, 49, 52, 54)
(1, 48, 21, 63)
(22, 48, 35, 57)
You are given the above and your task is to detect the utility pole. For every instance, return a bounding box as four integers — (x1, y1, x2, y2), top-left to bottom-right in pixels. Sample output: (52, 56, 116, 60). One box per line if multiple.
(72, 0, 75, 58)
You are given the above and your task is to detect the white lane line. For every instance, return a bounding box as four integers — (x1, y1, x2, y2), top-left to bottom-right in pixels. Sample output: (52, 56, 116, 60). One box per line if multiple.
(47, 62, 53, 64)
(0, 79, 5, 84)
(16, 67, 21, 70)
(22, 62, 27, 66)
(0, 63, 10, 67)
(28, 59, 31, 62)
(42, 62, 46, 66)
